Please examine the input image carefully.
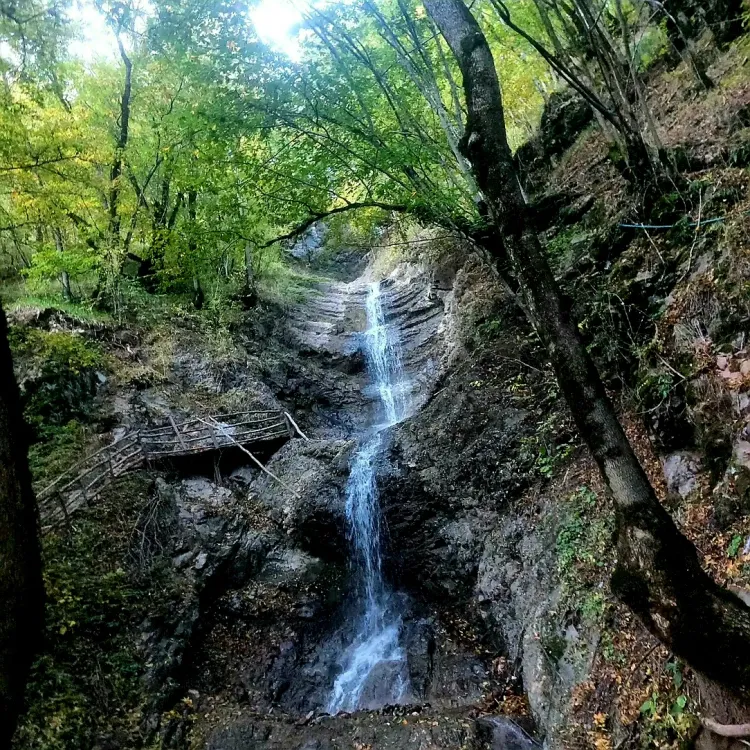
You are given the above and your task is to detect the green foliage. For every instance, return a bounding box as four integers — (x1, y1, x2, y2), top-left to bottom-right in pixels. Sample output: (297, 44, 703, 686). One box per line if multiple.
(23, 245, 99, 288)
(28, 420, 89, 487)
(557, 487, 601, 570)
(0, 0, 557, 309)
(634, 20, 669, 71)
(556, 486, 615, 623)
(5, 295, 112, 325)
(728, 534, 744, 558)
(638, 682, 697, 749)
(256, 256, 325, 306)
(13, 329, 103, 374)
(521, 411, 576, 478)
(546, 225, 594, 268)
(9, 329, 105, 437)
(636, 369, 675, 406)
(22, 329, 103, 375)
(475, 317, 505, 343)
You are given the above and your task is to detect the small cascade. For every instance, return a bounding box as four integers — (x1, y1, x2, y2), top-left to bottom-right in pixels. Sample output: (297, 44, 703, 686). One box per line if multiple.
(327, 281, 412, 713)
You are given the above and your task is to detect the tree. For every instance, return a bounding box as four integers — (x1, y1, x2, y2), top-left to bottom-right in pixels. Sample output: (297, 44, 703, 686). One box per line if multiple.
(485, 0, 670, 182)
(0, 304, 44, 744)
(422, 0, 750, 698)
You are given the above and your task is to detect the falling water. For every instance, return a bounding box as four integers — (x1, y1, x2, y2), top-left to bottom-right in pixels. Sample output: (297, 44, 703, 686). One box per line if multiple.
(327, 281, 411, 713)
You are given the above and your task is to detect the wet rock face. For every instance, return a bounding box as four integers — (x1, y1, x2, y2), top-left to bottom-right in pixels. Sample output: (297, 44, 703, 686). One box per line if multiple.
(138, 477, 276, 703)
(146, 257, 550, 747)
(135, 436, 359, 728)
(378, 384, 534, 602)
(253, 439, 354, 562)
(281, 265, 452, 438)
(662, 451, 703, 499)
(515, 90, 593, 189)
(204, 711, 540, 750)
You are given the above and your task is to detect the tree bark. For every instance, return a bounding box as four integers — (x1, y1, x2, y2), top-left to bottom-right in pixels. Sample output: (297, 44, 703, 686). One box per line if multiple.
(0, 303, 44, 744)
(244, 242, 254, 297)
(53, 228, 72, 302)
(108, 35, 133, 247)
(424, 0, 750, 697)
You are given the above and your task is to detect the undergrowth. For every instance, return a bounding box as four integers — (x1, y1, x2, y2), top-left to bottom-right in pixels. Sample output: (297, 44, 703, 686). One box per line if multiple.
(14, 474, 181, 750)
(16, 516, 146, 748)
(9, 329, 107, 440)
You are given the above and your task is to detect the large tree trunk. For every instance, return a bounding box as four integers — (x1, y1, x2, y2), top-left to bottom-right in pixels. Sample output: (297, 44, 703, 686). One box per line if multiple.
(424, 0, 750, 698)
(0, 304, 44, 744)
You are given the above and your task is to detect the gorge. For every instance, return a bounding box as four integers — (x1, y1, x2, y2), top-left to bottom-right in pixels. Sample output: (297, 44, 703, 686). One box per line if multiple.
(5, 2, 750, 746)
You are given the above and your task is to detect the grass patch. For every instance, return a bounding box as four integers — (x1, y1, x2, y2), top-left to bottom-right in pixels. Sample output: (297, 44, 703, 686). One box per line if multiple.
(3, 292, 112, 325)
(28, 420, 94, 488)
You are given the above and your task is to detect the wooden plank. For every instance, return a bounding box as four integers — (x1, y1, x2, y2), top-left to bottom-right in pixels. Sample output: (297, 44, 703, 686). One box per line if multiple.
(57, 492, 71, 529)
(230, 427, 287, 441)
(254, 429, 290, 441)
(214, 410, 280, 419)
(140, 412, 279, 437)
(221, 417, 282, 428)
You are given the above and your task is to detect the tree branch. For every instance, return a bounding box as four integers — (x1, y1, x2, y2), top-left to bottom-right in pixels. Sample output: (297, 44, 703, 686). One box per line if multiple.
(261, 201, 410, 248)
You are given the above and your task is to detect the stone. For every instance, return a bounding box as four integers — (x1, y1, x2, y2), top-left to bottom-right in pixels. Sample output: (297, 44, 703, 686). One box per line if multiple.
(476, 717, 542, 750)
(661, 452, 703, 498)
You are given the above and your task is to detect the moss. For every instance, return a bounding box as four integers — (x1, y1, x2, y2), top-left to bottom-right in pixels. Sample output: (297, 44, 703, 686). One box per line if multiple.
(546, 224, 595, 271)
(9, 328, 107, 441)
(540, 625, 567, 665)
(10, 328, 103, 374)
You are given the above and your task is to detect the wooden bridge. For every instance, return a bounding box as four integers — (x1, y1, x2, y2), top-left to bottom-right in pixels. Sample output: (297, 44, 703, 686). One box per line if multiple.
(37, 410, 299, 532)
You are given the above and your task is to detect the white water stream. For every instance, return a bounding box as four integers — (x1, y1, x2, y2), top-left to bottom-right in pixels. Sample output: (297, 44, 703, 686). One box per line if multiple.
(327, 281, 412, 713)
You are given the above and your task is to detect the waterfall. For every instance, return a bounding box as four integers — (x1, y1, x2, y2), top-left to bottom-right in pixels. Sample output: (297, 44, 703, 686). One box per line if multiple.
(327, 281, 411, 713)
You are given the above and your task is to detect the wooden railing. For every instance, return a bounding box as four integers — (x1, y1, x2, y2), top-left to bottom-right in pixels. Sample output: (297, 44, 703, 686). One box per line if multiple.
(139, 411, 290, 458)
(37, 432, 144, 529)
(37, 410, 295, 532)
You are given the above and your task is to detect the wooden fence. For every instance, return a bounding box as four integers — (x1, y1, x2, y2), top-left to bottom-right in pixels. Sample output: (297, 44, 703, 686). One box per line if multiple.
(139, 411, 290, 458)
(37, 410, 293, 532)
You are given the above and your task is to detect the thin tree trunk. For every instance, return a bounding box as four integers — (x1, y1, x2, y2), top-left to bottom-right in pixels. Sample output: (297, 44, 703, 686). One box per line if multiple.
(491, 0, 667, 184)
(53, 229, 72, 302)
(424, 0, 750, 698)
(107, 35, 133, 265)
(0, 303, 44, 744)
(244, 242, 255, 298)
(187, 190, 203, 309)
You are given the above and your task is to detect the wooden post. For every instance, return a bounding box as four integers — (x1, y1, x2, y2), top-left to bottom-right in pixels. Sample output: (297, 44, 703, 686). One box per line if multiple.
(79, 477, 88, 506)
(169, 415, 188, 453)
(57, 491, 71, 529)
